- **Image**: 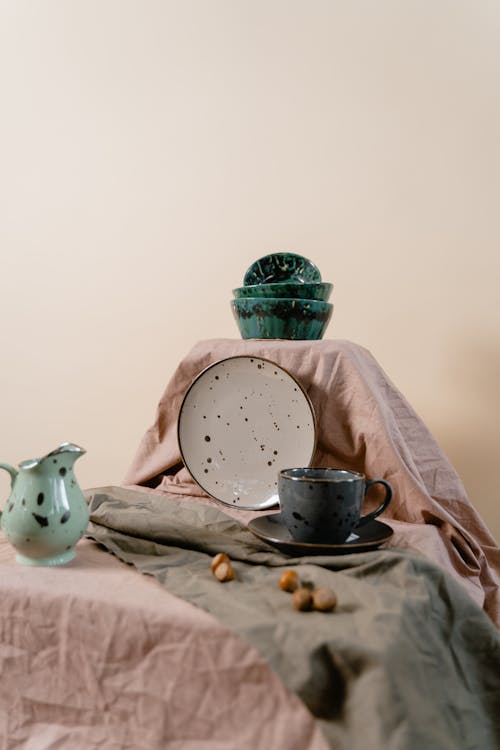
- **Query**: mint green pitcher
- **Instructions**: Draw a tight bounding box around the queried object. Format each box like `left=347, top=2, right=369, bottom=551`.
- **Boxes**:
left=0, top=443, right=89, bottom=566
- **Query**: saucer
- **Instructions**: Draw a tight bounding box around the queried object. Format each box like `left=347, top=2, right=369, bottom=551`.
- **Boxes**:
left=248, top=513, right=393, bottom=555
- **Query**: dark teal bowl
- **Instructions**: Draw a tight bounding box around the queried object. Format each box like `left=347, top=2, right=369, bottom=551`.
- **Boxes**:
left=243, top=252, right=321, bottom=285
left=233, top=281, right=333, bottom=302
left=231, top=297, right=333, bottom=340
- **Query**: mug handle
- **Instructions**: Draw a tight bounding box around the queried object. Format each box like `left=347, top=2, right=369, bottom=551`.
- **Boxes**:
left=357, top=479, right=392, bottom=527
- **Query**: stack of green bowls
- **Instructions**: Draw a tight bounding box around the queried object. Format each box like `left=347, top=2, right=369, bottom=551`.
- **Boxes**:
left=231, top=253, right=333, bottom=340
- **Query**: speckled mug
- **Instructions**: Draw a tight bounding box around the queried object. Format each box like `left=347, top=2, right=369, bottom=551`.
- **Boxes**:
left=278, top=468, right=392, bottom=544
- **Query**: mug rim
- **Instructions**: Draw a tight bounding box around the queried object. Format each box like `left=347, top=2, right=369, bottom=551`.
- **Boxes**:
left=279, top=467, right=365, bottom=483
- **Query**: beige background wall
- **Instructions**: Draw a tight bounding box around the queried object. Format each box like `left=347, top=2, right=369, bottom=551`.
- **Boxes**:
left=1, top=1, right=499, bottom=541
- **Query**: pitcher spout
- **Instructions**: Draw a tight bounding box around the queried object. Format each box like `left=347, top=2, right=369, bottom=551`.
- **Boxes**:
left=48, top=443, right=86, bottom=459
left=47, top=443, right=86, bottom=467
left=20, top=443, right=86, bottom=470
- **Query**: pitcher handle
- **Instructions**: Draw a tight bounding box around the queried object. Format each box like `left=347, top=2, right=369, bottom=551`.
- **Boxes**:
left=357, top=479, right=392, bottom=527
left=0, top=463, right=18, bottom=488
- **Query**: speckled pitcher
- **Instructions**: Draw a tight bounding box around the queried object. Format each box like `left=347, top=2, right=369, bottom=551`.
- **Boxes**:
left=0, top=443, right=89, bottom=566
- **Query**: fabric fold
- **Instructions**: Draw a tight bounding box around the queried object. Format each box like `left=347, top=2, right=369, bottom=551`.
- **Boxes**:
left=122, top=338, right=499, bottom=624
left=85, top=487, right=500, bottom=750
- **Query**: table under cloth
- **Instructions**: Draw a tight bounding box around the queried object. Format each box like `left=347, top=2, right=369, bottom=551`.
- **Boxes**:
left=84, top=486, right=500, bottom=750
left=124, top=338, right=500, bottom=626
left=2, top=337, right=500, bottom=749
left=0, top=532, right=326, bottom=750
left=3, top=489, right=498, bottom=750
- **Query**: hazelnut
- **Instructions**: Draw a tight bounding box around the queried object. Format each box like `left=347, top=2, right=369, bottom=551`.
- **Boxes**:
left=213, top=561, right=234, bottom=582
left=312, top=587, right=337, bottom=612
left=279, top=569, right=300, bottom=593
left=211, top=552, right=230, bottom=573
left=292, top=587, right=313, bottom=611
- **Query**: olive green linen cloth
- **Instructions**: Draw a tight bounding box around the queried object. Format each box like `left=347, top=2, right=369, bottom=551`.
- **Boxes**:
left=86, top=487, right=500, bottom=750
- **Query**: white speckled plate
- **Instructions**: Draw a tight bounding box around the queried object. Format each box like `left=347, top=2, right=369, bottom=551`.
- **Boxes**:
left=177, top=356, right=316, bottom=510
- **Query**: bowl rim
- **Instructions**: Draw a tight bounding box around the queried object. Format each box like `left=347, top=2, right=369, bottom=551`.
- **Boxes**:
left=234, top=280, right=333, bottom=290
left=231, top=297, right=333, bottom=309
left=233, top=280, right=333, bottom=294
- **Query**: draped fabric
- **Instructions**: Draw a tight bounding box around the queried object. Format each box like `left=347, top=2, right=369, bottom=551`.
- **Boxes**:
left=124, top=338, right=500, bottom=625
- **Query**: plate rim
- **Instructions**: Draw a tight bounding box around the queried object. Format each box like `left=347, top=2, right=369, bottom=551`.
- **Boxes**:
left=248, top=512, right=394, bottom=552
left=177, top=355, right=317, bottom=510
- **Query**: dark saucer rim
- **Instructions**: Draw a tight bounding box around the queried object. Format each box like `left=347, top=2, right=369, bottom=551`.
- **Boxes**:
left=248, top=512, right=394, bottom=551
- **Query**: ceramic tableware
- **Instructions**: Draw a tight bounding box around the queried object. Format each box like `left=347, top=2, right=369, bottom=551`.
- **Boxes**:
left=243, top=253, right=322, bottom=286
left=278, top=467, right=392, bottom=544
left=177, top=356, right=316, bottom=510
left=0, top=443, right=89, bottom=566
left=248, top=513, right=394, bottom=555
left=233, top=281, right=333, bottom=302
left=231, top=297, right=333, bottom=340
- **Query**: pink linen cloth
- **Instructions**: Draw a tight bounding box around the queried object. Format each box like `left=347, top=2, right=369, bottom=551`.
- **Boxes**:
left=0, top=535, right=328, bottom=750
left=124, top=338, right=500, bottom=626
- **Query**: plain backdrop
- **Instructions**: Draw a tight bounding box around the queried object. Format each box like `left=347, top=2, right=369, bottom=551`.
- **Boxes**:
left=1, top=1, right=499, bottom=542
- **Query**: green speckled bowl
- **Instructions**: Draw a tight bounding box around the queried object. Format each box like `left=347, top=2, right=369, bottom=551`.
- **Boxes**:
left=231, top=297, right=333, bottom=340
left=233, top=281, right=333, bottom=301
left=243, top=253, right=321, bottom=286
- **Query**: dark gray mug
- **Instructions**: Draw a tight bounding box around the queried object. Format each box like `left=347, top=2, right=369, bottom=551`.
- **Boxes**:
left=278, top=467, right=392, bottom=544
